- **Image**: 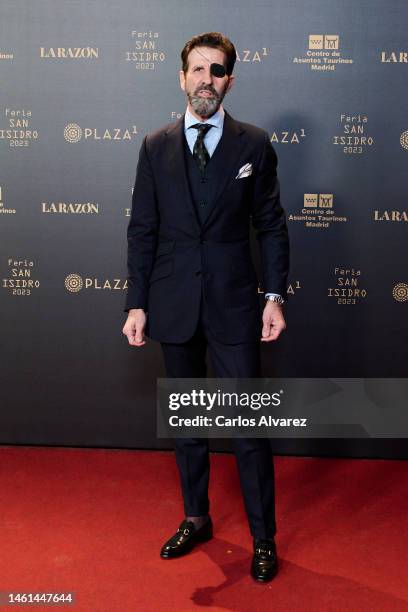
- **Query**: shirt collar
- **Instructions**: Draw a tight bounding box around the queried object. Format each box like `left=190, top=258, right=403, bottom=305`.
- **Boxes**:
left=184, top=104, right=225, bottom=132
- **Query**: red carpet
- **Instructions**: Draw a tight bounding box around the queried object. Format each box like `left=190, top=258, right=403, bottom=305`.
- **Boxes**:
left=0, top=446, right=407, bottom=611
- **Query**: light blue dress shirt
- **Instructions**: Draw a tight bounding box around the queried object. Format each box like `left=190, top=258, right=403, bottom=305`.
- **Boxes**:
left=183, top=105, right=282, bottom=303
left=184, top=104, right=225, bottom=156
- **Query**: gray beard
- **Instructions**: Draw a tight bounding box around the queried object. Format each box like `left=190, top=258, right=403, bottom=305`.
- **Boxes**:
left=188, top=92, right=222, bottom=118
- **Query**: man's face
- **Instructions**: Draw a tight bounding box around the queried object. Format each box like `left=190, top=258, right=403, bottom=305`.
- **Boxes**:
left=179, top=46, right=235, bottom=119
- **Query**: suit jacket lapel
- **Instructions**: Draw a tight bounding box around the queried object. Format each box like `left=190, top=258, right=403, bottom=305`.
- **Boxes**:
left=205, top=110, right=246, bottom=224
left=165, top=115, right=201, bottom=234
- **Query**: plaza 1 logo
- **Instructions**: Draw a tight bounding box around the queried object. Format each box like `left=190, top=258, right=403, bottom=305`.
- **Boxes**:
left=293, top=35, right=353, bottom=71
left=0, top=186, right=16, bottom=215
left=2, top=259, right=40, bottom=296
left=64, top=123, right=138, bottom=143
left=65, top=274, right=128, bottom=292
left=270, top=128, right=307, bottom=145
left=0, top=108, right=39, bottom=148
left=288, top=193, right=347, bottom=228
left=333, top=114, right=374, bottom=155
left=235, top=47, right=269, bottom=64
left=125, top=31, right=166, bottom=70
left=328, top=267, right=367, bottom=305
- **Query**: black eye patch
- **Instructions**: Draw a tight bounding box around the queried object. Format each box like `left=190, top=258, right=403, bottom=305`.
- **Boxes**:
left=210, top=63, right=226, bottom=78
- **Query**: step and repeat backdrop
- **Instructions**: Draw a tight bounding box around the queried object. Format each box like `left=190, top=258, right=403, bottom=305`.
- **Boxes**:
left=1, top=0, right=407, bottom=457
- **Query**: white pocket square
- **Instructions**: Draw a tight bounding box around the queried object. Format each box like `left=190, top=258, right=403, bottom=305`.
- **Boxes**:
left=236, top=162, right=253, bottom=179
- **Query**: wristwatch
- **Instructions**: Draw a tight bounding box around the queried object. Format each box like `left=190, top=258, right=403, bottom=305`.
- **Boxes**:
left=265, top=294, right=284, bottom=305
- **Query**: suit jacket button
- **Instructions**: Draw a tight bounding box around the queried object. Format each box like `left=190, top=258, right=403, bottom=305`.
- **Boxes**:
left=199, top=201, right=206, bottom=207
left=195, top=270, right=202, bottom=277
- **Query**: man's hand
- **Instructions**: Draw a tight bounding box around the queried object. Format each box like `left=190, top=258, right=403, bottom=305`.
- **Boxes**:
left=122, top=309, right=147, bottom=347
left=261, top=301, right=286, bottom=342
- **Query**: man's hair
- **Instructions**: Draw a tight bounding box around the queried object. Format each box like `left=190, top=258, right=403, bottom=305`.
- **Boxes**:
left=181, top=32, right=237, bottom=76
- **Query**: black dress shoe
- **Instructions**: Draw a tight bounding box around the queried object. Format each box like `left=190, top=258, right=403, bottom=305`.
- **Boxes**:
left=250, top=538, right=278, bottom=582
left=160, top=517, right=213, bottom=559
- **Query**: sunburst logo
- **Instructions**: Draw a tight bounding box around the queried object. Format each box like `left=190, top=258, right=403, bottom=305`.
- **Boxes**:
left=65, top=274, right=83, bottom=292
left=392, top=283, right=408, bottom=302
left=64, top=123, right=83, bottom=143
left=400, top=131, right=408, bottom=150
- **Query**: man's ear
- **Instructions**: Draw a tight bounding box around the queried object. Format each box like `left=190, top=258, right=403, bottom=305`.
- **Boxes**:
left=179, top=69, right=186, bottom=92
left=226, top=74, right=235, bottom=93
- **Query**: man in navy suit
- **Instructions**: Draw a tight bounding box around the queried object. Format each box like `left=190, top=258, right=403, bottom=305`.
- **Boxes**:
left=123, top=32, right=289, bottom=582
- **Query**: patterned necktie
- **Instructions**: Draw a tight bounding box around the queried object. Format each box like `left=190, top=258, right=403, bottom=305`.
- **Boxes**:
left=191, top=123, right=213, bottom=172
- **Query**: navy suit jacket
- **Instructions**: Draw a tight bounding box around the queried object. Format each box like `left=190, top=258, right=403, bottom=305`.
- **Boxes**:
left=124, top=110, right=289, bottom=344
